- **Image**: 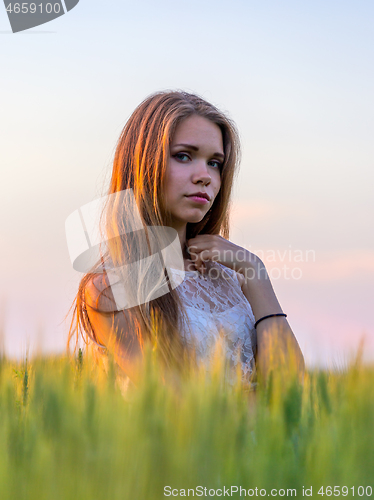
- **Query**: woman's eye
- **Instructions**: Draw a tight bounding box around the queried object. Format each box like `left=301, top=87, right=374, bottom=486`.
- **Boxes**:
left=174, top=153, right=190, bottom=162
left=173, top=153, right=221, bottom=170
left=209, top=160, right=222, bottom=169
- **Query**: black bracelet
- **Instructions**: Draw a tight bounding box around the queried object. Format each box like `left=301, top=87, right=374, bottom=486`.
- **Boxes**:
left=254, top=313, right=287, bottom=329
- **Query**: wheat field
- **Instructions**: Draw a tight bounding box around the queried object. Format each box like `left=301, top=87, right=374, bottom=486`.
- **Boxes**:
left=0, top=340, right=373, bottom=500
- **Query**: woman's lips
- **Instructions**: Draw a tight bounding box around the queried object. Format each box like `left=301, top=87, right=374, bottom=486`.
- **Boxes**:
left=186, top=195, right=210, bottom=205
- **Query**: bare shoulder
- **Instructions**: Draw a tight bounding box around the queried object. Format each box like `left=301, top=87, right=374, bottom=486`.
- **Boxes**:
left=84, top=273, right=142, bottom=359
left=85, top=273, right=118, bottom=313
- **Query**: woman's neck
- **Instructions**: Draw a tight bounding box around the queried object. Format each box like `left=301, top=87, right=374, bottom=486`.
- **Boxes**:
left=169, top=222, right=198, bottom=272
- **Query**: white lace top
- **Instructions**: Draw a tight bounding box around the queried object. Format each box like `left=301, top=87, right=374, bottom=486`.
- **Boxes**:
left=169, top=261, right=257, bottom=384
left=88, top=259, right=257, bottom=388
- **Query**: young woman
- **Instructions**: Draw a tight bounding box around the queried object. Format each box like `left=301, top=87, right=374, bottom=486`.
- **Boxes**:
left=68, top=90, right=304, bottom=387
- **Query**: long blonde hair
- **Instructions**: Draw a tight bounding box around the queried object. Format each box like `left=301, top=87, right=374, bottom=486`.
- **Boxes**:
left=67, top=90, right=241, bottom=370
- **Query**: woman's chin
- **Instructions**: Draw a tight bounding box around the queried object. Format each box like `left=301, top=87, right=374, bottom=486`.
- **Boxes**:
left=186, top=214, right=207, bottom=224
left=171, top=211, right=208, bottom=227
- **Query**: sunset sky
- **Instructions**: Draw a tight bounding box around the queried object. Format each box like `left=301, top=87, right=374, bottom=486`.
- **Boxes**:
left=1, top=0, right=373, bottom=367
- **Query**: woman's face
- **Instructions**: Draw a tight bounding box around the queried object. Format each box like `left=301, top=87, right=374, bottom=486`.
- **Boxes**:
left=164, top=114, right=224, bottom=231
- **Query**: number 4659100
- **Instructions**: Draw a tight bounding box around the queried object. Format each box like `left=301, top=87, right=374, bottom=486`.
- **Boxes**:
left=318, top=486, right=372, bottom=496
left=6, top=3, right=62, bottom=14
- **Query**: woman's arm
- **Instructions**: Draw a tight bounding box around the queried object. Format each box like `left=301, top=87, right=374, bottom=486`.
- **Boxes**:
left=186, top=234, right=305, bottom=383
left=239, top=256, right=305, bottom=383
left=85, top=274, right=144, bottom=385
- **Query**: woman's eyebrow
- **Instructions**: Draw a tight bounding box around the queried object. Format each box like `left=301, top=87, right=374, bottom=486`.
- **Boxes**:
left=172, top=143, right=225, bottom=160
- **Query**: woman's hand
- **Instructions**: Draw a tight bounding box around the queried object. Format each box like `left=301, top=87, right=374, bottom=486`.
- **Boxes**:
left=186, top=234, right=258, bottom=275
left=187, top=234, right=305, bottom=382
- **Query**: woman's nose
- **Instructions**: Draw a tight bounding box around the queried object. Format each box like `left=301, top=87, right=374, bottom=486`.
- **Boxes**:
left=192, top=160, right=211, bottom=184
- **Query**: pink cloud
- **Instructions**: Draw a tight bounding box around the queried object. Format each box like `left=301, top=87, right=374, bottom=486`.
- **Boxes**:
left=273, top=249, right=374, bottom=283
left=231, top=200, right=290, bottom=224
